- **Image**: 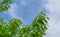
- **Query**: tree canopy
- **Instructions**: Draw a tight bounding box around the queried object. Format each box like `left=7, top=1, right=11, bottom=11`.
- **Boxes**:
left=0, top=12, right=49, bottom=37
left=0, top=0, right=49, bottom=37
left=0, top=0, right=13, bottom=12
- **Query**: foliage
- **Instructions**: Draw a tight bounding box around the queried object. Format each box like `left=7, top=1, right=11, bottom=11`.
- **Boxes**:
left=0, top=12, right=49, bottom=37
left=18, top=12, right=49, bottom=37
left=0, top=0, right=13, bottom=12
left=0, top=0, right=49, bottom=37
left=0, top=18, right=22, bottom=37
left=30, top=12, right=49, bottom=37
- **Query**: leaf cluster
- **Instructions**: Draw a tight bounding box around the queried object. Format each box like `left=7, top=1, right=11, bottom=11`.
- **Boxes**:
left=0, top=0, right=13, bottom=12
left=0, top=12, right=49, bottom=37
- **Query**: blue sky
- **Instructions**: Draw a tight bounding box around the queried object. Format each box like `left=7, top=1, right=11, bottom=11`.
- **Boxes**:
left=0, top=0, right=47, bottom=24
left=0, top=0, right=60, bottom=37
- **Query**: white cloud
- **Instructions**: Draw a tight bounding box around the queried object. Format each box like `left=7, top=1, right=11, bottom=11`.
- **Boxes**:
left=8, top=0, right=29, bottom=18
left=19, top=0, right=29, bottom=6
left=8, top=3, right=19, bottom=18
left=7, top=3, right=24, bottom=23
left=44, top=0, right=60, bottom=37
